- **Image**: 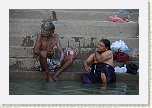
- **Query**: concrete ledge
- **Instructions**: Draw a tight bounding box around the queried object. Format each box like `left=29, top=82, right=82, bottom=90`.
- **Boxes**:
left=9, top=9, right=139, bottom=21
left=9, top=71, right=139, bottom=83
left=9, top=36, right=139, bottom=47
left=9, top=57, right=139, bottom=71
left=9, top=47, right=139, bottom=59
left=9, top=20, right=139, bottom=37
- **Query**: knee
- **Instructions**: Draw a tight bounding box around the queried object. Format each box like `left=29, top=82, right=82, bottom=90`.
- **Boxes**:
left=39, top=55, right=47, bottom=62
left=39, top=55, right=47, bottom=59
left=67, top=55, right=75, bottom=63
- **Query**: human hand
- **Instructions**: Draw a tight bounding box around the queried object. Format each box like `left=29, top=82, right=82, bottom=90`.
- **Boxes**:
left=84, top=66, right=91, bottom=72
left=40, top=51, right=47, bottom=58
left=95, top=48, right=100, bottom=53
left=95, top=48, right=98, bottom=52
left=56, top=61, right=61, bottom=67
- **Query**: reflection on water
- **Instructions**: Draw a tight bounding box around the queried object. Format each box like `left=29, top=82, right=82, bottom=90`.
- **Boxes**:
left=9, top=80, right=139, bottom=95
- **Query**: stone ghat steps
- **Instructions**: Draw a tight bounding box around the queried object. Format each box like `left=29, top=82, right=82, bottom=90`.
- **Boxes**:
left=9, top=57, right=139, bottom=71
left=9, top=20, right=139, bottom=38
left=9, top=35, right=139, bottom=59
left=9, top=36, right=139, bottom=47
left=9, top=9, right=139, bottom=76
left=9, top=71, right=139, bottom=83
left=9, top=46, right=139, bottom=59
left=9, top=9, right=139, bottom=21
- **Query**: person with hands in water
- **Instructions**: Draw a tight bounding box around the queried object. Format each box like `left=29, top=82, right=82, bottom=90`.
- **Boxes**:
left=81, top=39, right=116, bottom=84
left=34, top=22, right=76, bottom=82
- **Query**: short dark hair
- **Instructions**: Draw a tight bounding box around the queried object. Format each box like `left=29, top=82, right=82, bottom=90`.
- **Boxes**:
left=100, top=39, right=111, bottom=50
left=44, top=22, right=55, bottom=30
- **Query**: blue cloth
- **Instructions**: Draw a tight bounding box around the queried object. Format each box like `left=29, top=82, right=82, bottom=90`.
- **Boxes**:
left=118, top=9, right=126, bottom=13
left=81, top=63, right=116, bottom=84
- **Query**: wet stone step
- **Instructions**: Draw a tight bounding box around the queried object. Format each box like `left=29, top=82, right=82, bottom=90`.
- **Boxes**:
left=9, top=71, right=139, bottom=83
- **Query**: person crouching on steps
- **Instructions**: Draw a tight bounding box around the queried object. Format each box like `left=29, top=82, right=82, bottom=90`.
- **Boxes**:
left=34, top=22, right=76, bottom=82
left=81, top=39, right=116, bottom=84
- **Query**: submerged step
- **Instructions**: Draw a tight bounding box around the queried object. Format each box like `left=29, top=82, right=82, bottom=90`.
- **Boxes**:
left=9, top=71, right=139, bottom=83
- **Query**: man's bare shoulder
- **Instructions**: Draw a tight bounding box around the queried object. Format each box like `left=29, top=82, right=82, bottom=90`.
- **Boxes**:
left=37, top=33, right=43, bottom=38
left=91, top=53, right=95, bottom=56
left=108, top=50, right=113, bottom=53
left=101, top=50, right=113, bottom=58
left=35, top=33, right=43, bottom=41
left=89, top=53, right=95, bottom=58
left=53, top=34, right=60, bottom=42
left=104, top=50, right=113, bottom=54
left=86, top=53, right=95, bottom=62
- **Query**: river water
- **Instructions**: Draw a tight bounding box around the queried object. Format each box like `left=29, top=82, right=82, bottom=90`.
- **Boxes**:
left=9, top=80, right=139, bottom=95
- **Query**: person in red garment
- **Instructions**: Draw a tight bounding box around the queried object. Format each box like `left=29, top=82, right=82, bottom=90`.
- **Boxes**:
left=81, top=39, right=116, bottom=84
left=34, top=22, right=75, bottom=82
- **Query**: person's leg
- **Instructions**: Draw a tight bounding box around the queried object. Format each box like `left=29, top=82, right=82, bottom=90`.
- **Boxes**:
left=81, top=73, right=92, bottom=84
left=39, top=56, right=53, bottom=82
left=52, top=55, right=75, bottom=81
left=101, top=72, right=107, bottom=84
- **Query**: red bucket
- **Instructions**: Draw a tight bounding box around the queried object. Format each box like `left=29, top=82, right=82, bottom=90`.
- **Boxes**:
left=67, top=50, right=76, bottom=56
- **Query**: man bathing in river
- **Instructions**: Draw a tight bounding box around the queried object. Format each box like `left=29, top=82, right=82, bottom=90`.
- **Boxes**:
left=34, top=22, right=75, bottom=82
left=81, top=39, right=116, bottom=84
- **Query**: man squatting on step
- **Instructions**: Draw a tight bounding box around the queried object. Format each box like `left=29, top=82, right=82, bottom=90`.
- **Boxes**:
left=34, top=22, right=76, bottom=82
left=81, top=39, right=116, bottom=84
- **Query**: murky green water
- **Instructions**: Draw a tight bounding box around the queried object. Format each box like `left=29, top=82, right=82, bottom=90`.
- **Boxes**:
left=9, top=80, right=139, bottom=95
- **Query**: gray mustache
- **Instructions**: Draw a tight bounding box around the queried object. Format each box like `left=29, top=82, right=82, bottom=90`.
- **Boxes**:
left=42, top=32, right=49, bottom=37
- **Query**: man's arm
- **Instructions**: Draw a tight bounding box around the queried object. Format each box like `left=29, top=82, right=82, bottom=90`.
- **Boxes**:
left=84, top=53, right=94, bottom=72
left=34, top=34, right=47, bottom=58
left=55, top=36, right=64, bottom=62
left=95, top=50, right=112, bottom=63
left=34, top=34, right=41, bottom=56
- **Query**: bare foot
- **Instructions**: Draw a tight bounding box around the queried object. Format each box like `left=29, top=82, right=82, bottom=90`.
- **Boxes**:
left=52, top=76, right=59, bottom=81
left=47, top=77, right=54, bottom=82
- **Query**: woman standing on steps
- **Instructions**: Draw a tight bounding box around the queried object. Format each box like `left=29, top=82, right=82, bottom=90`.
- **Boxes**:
left=81, top=39, right=116, bottom=84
